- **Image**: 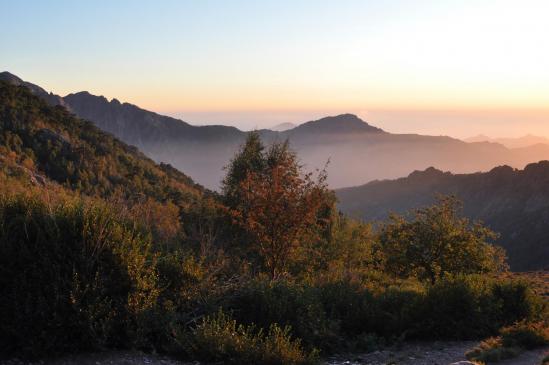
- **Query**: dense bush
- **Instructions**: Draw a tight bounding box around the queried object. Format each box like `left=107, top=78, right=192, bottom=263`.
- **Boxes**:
left=184, top=310, right=318, bottom=365
left=225, top=275, right=546, bottom=353
left=378, top=196, right=507, bottom=284
left=229, top=280, right=338, bottom=350
left=418, top=275, right=546, bottom=339
left=0, top=193, right=163, bottom=357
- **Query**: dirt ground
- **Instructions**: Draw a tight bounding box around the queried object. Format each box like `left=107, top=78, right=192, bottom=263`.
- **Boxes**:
left=325, top=341, right=549, bottom=365
left=0, top=352, right=194, bottom=365
left=2, top=343, right=547, bottom=365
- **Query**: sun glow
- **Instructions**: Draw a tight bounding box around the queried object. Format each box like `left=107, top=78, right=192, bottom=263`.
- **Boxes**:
left=2, top=0, right=548, bottom=134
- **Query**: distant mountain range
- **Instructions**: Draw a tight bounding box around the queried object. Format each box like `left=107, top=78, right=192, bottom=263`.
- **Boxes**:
left=270, top=122, right=297, bottom=131
left=465, top=134, right=549, bottom=149
left=3, top=71, right=549, bottom=190
left=336, top=162, right=549, bottom=270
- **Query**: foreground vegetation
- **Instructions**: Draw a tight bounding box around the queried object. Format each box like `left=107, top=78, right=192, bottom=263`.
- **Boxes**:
left=466, top=320, right=549, bottom=363
left=0, top=81, right=547, bottom=363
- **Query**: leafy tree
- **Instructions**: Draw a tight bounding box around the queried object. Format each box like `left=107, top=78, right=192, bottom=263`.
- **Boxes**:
left=318, top=216, right=380, bottom=281
left=222, top=131, right=265, bottom=208
left=378, top=196, right=507, bottom=284
left=226, top=139, right=334, bottom=279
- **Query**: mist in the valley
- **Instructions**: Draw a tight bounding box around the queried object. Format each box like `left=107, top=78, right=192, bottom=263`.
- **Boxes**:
left=145, top=130, right=549, bottom=191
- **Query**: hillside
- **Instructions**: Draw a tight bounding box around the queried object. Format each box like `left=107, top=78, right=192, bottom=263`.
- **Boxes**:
left=3, top=72, right=549, bottom=190
left=0, top=80, right=203, bottom=207
left=336, top=162, right=549, bottom=270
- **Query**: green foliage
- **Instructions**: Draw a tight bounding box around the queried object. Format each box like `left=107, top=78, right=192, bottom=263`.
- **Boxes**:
left=0, top=193, right=163, bottom=357
left=229, top=280, right=338, bottom=350
left=186, top=310, right=318, bottom=365
left=225, top=275, right=545, bottom=354
left=305, top=216, right=379, bottom=283
left=222, top=131, right=265, bottom=207
left=378, top=196, right=507, bottom=284
left=418, top=275, right=543, bottom=339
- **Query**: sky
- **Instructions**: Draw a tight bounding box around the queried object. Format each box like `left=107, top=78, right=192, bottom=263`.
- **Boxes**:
left=1, top=0, right=549, bottom=137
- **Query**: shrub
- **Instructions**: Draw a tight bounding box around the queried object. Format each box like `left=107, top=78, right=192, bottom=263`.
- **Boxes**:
left=317, top=281, right=374, bottom=338
left=418, top=275, right=544, bottom=339
left=224, top=275, right=546, bottom=355
left=0, top=193, right=162, bottom=357
left=186, top=310, right=318, bottom=365
left=229, top=280, right=338, bottom=350
left=369, top=286, right=423, bottom=338
left=420, top=275, right=494, bottom=339
left=500, top=321, right=549, bottom=350
left=466, top=321, right=549, bottom=363
left=492, top=280, right=547, bottom=324
left=377, top=196, right=506, bottom=284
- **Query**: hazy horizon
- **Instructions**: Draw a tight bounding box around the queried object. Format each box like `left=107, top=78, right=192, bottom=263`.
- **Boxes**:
left=4, top=69, right=549, bottom=139
left=165, top=108, right=549, bottom=139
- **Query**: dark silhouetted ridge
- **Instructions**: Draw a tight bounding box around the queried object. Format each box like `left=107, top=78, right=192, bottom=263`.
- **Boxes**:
left=288, top=113, right=384, bottom=135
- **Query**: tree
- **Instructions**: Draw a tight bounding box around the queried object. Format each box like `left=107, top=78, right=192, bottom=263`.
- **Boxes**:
left=224, top=137, right=334, bottom=279
left=323, top=216, right=380, bottom=281
left=221, top=131, right=265, bottom=208
left=378, top=196, right=507, bottom=284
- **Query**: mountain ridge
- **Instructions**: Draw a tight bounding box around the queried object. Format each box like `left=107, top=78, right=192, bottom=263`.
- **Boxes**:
left=0, top=79, right=203, bottom=206
left=3, top=71, right=549, bottom=190
left=285, top=113, right=384, bottom=135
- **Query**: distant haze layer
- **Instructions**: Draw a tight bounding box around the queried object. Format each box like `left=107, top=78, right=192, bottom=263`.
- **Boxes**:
left=167, top=108, right=549, bottom=139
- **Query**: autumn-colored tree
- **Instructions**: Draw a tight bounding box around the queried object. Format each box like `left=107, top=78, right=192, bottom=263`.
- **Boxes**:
left=226, top=138, right=334, bottom=279
left=378, top=195, right=507, bottom=284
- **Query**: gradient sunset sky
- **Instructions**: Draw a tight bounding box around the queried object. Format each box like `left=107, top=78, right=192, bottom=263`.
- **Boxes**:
left=2, top=0, right=548, bottom=137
